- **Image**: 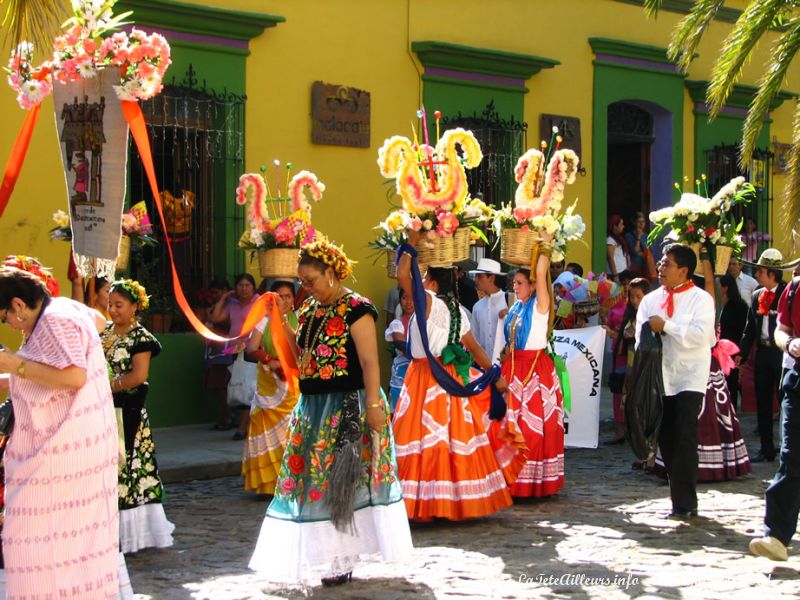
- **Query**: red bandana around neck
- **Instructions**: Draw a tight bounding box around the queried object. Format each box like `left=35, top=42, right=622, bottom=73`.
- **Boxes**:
left=758, top=288, right=776, bottom=316
left=661, top=280, right=695, bottom=318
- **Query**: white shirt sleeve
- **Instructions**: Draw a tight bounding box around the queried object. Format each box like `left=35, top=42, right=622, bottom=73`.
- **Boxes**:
left=255, top=316, right=268, bottom=333
left=492, top=317, right=506, bottom=364
left=662, top=291, right=716, bottom=349
left=384, top=318, right=405, bottom=341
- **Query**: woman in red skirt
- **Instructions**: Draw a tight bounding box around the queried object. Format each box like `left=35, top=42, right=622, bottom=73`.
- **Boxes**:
left=490, top=236, right=565, bottom=497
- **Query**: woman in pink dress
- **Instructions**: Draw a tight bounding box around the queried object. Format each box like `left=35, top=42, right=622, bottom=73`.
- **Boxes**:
left=0, top=262, right=130, bottom=599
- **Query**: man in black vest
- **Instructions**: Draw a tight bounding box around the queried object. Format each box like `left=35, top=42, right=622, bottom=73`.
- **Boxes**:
left=738, top=249, right=787, bottom=462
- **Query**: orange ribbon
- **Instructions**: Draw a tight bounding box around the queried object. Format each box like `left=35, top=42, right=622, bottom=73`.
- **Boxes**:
left=0, top=105, right=41, bottom=218
left=120, top=100, right=298, bottom=388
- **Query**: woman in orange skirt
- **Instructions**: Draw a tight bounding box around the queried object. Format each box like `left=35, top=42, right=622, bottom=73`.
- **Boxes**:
left=490, top=235, right=565, bottom=497
left=392, top=234, right=523, bottom=521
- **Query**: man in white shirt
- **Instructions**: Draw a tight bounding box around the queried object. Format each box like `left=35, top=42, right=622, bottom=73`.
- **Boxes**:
left=728, top=256, right=758, bottom=301
left=469, top=258, right=508, bottom=358
left=636, top=243, right=716, bottom=520
left=738, top=249, right=786, bottom=462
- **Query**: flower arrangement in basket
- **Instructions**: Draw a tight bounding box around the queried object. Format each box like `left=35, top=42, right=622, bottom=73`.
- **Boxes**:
left=648, top=175, right=754, bottom=275
left=374, top=108, right=486, bottom=272
left=6, top=0, right=171, bottom=109
left=236, top=161, right=324, bottom=278
left=494, top=129, right=585, bottom=266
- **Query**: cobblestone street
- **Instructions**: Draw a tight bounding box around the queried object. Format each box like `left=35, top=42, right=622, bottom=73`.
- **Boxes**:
left=127, top=413, right=800, bottom=599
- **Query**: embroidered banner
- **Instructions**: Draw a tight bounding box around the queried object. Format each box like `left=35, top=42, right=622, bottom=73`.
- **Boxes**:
left=552, top=326, right=606, bottom=449
left=54, top=68, right=128, bottom=279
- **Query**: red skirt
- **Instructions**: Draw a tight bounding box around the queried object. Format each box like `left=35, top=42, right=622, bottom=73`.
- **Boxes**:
left=489, top=349, right=565, bottom=497
left=392, top=359, right=520, bottom=521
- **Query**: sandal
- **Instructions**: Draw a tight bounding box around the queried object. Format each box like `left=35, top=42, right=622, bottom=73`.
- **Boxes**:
left=210, top=422, right=233, bottom=431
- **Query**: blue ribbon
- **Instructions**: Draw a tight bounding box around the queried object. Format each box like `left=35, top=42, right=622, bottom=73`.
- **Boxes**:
left=396, top=244, right=505, bottom=418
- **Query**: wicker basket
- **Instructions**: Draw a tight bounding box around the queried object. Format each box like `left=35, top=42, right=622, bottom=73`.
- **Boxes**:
left=258, top=248, right=299, bottom=278
left=500, top=228, right=541, bottom=266
left=688, top=242, right=703, bottom=276
left=115, top=234, right=131, bottom=272
left=714, top=244, right=734, bottom=276
left=414, top=227, right=471, bottom=268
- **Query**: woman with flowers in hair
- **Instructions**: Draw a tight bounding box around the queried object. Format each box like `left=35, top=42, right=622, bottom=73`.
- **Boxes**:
left=249, top=240, right=412, bottom=586
left=0, top=256, right=133, bottom=598
left=490, top=232, right=566, bottom=497
left=102, top=279, right=175, bottom=554
left=392, top=229, right=520, bottom=521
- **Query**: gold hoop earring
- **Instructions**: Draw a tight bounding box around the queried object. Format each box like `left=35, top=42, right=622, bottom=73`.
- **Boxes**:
left=328, top=279, right=334, bottom=288
left=16, top=314, right=24, bottom=323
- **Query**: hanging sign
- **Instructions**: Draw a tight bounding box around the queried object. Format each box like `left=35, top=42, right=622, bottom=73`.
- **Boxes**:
left=311, top=81, right=370, bottom=148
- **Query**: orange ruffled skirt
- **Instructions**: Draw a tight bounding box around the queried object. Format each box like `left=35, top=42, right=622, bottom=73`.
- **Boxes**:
left=392, top=359, right=524, bottom=521
left=489, top=349, right=565, bottom=497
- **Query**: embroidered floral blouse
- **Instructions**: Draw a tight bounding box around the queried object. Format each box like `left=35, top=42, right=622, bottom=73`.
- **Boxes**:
left=101, top=323, right=162, bottom=397
left=296, top=291, right=377, bottom=395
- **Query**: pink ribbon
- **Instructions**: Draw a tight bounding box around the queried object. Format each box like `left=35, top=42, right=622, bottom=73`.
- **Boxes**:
left=713, top=338, right=739, bottom=376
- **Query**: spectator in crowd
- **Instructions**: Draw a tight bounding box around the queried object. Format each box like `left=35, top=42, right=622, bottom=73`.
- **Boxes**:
left=384, top=284, right=401, bottom=328
left=749, top=259, right=800, bottom=561
left=550, top=259, right=565, bottom=282
left=385, top=287, right=414, bottom=411
left=85, top=276, right=111, bottom=320
left=566, top=262, right=584, bottom=277
left=469, top=258, right=508, bottom=359
left=719, top=273, right=749, bottom=410
left=454, top=259, right=479, bottom=312
left=607, top=214, right=631, bottom=281
left=625, top=212, right=649, bottom=275
left=604, top=278, right=651, bottom=445
left=738, top=249, right=786, bottom=462
left=743, top=217, right=772, bottom=265
left=210, top=273, right=260, bottom=440
left=727, top=256, right=758, bottom=302
left=204, top=278, right=235, bottom=430
left=636, top=244, right=715, bottom=519
left=0, top=260, right=131, bottom=597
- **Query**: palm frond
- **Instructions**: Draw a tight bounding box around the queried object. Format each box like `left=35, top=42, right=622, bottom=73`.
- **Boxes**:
left=0, top=0, right=65, bottom=58
left=781, top=100, right=800, bottom=238
left=706, top=0, right=786, bottom=118
left=667, top=0, right=727, bottom=70
left=643, top=0, right=662, bottom=18
left=739, top=18, right=800, bottom=168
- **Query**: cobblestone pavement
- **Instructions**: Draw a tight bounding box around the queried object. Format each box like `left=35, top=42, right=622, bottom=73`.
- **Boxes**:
left=126, top=413, right=800, bottom=599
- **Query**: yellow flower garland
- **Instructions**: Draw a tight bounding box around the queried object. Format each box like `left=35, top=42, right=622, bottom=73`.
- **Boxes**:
left=110, top=279, right=150, bottom=311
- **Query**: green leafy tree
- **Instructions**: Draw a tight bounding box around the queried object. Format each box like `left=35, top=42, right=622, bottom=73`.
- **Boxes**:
left=645, top=0, right=800, bottom=229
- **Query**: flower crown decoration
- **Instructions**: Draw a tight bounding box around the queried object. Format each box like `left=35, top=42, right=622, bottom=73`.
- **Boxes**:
left=647, top=175, right=754, bottom=250
left=110, top=278, right=149, bottom=311
left=371, top=109, right=493, bottom=253
left=493, top=129, right=585, bottom=263
left=300, top=239, right=353, bottom=281
left=236, top=162, right=325, bottom=251
left=6, top=0, right=171, bottom=109
left=2, top=255, right=60, bottom=297
left=377, top=108, right=482, bottom=216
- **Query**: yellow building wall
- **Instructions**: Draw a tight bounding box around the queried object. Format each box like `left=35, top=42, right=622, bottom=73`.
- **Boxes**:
left=1, top=0, right=799, bottom=353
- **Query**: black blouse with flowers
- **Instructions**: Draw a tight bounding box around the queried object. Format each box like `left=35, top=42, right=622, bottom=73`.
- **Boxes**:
left=296, top=291, right=377, bottom=395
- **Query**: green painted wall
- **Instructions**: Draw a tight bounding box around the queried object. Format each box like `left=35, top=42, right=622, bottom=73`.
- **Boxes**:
left=591, top=62, right=685, bottom=271
left=146, top=335, right=218, bottom=426
left=421, top=76, right=524, bottom=123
